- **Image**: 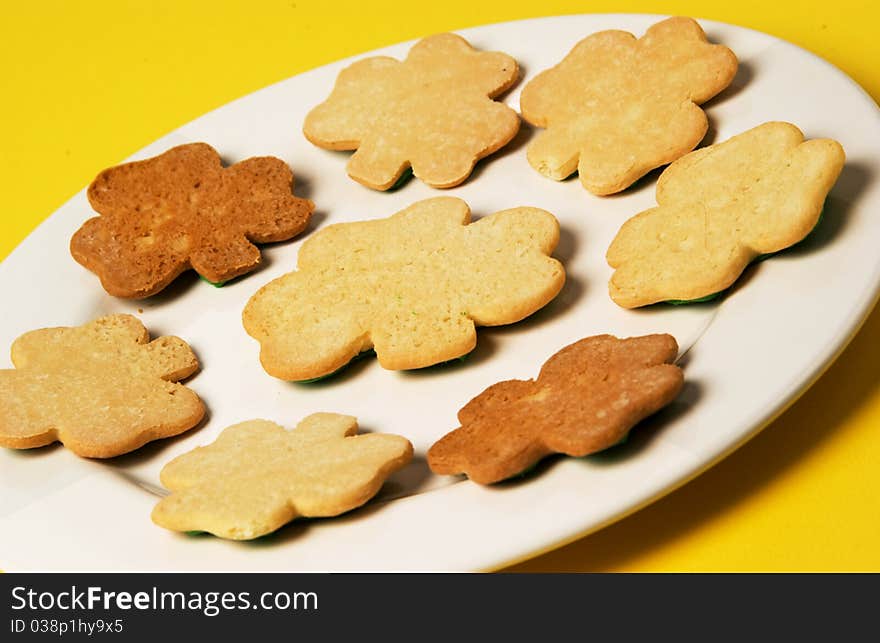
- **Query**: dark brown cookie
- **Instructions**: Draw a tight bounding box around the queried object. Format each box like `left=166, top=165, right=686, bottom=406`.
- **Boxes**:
left=427, top=334, right=684, bottom=484
left=70, top=142, right=314, bottom=298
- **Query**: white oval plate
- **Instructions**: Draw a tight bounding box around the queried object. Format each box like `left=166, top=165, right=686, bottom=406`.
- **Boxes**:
left=1, top=14, right=879, bottom=571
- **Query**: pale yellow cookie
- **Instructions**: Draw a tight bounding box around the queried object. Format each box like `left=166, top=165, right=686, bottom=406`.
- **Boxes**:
left=242, top=196, right=565, bottom=380
left=520, top=16, right=738, bottom=195
left=0, top=314, right=204, bottom=457
left=151, top=413, right=413, bottom=540
left=303, top=33, right=520, bottom=190
left=606, top=122, right=846, bottom=308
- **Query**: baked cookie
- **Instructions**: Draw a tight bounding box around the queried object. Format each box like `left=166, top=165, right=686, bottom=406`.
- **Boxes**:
left=607, top=122, right=845, bottom=308
left=428, top=334, right=683, bottom=484
left=303, top=33, right=520, bottom=190
left=151, top=413, right=413, bottom=540
left=243, top=196, right=565, bottom=380
left=0, top=314, right=204, bottom=458
left=520, top=16, right=738, bottom=195
left=71, top=142, right=314, bottom=298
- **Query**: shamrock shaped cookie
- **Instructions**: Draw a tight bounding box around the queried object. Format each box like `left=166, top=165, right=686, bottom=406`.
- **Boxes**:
left=243, top=197, right=565, bottom=380
left=428, top=334, right=683, bottom=484
left=0, top=314, right=204, bottom=458
left=520, top=16, right=738, bottom=195
left=71, top=142, right=314, bottom=298
left=607, top=122, right=846, bottom=308
left=303, top=33, right=520, bottom=190
left=151, top=413, right=413, bottom=540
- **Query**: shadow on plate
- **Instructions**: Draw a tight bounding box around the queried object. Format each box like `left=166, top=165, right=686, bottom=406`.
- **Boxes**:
left=700, top=57, right=755, bottom=109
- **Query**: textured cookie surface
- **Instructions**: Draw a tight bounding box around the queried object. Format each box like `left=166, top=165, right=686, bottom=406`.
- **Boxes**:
left=428, top=334, right=683, bottom=484
left=243, top=197, right=565, bottom=380
left=520, top=16, right=737, bottom=195
left=151, top=413, right=413, bottom=540
left=0, top=314, right=204, bottom=458
left=607, top=122, right=846, bottom=308
left=71, top=143, right=314, bottom=298
left=303, top=33, right=520, bottom=190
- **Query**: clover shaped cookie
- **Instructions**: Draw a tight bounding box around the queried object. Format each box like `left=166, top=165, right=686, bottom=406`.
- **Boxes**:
left=243, top=197, right=565, bottom=380
left=303, top=33, right=520, bottom=190
left=0, top=315, right=204, bottom=458
left=607, top=122, right=845, bottom=308
left=520, top=16, right=738, bottom=195
left=71, top=142, right=314, bottom=298
left=151, top=413, right=413, bottom=540
left=428, top=334, right=683, bottom=484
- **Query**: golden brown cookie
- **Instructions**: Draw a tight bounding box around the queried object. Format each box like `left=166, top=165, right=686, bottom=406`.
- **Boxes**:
left=520, top=16, right=738, bottom=195
left=151, top=413, right=413, bottom=540
left=71, top=142, right=314, bottom=298
left=303, top=33, right=520, bottom=190
left=0, top=314, right=204, bottom=458
left=242, top=196, right=565, bottom=380
left=607, top=122, right=846, bottom=308
left=427, top=334, right=683, bottom=484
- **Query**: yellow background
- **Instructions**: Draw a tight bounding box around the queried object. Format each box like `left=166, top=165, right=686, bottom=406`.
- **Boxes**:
left=1, top=0, right=878, bottom=571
